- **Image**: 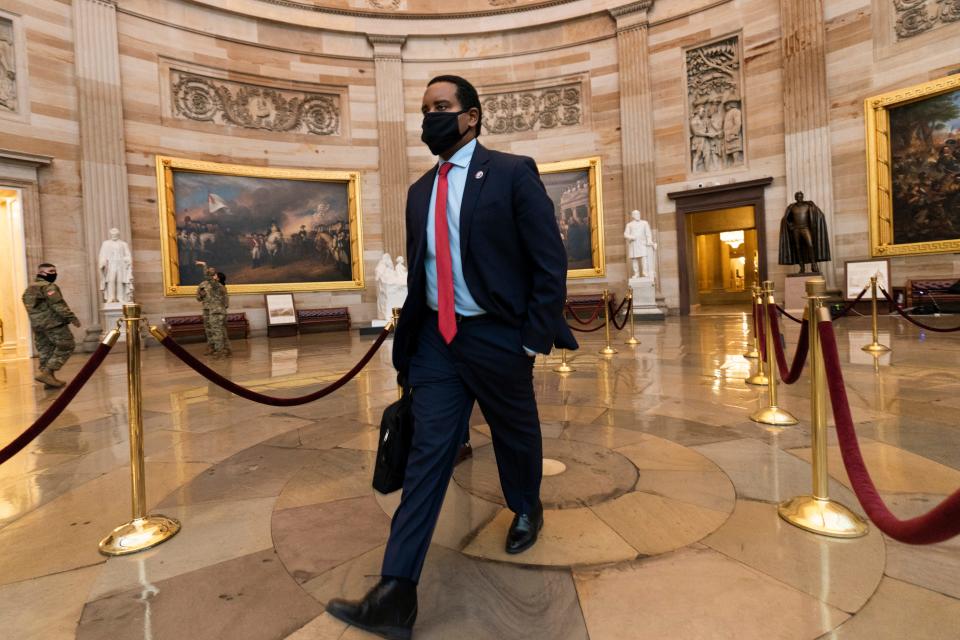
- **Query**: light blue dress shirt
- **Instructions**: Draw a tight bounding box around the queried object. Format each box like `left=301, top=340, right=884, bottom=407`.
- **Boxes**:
left=425, top=138, right=486, bottom=317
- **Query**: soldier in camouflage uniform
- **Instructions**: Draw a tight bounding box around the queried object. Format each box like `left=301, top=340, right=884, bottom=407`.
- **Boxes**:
left=21, top=263, right=81, bottom=388
left=196, top=266, right=231, bottom=358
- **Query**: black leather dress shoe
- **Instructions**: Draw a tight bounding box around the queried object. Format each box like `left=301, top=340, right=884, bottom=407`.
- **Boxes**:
left=326, top=577, right=417, bottom=640
left=505, top=502, right=544, bottom=554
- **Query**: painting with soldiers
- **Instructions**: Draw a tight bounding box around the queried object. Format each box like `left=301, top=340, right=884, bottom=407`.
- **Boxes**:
left=888, top=87, right=960, bottom=246
left=170, top=171, right=355, bottom=287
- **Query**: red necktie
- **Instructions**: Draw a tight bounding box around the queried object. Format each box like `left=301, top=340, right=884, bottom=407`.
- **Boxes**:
left=434, top=162, right=457, bottom=344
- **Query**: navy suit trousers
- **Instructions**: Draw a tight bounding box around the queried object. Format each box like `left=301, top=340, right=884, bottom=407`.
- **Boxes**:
left=380, top=314, right=542, bottom=582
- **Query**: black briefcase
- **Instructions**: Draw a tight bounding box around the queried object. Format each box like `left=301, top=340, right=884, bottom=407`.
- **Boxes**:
left=372, top=387, right=414, bottom=494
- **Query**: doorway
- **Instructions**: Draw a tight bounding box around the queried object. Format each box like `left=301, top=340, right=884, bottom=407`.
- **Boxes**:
left=688, top=206, right=758, bottom=312
left=0, top=187, right=31, bottom=360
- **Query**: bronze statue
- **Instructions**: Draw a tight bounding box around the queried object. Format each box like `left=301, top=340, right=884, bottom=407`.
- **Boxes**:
left=778, top=191, right=831, bottom=274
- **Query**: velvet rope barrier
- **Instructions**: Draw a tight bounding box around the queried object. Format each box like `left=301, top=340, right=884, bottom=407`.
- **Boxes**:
left=0, top=333, right=118, bottom=466
left=818, top=318, right=960, bottom=544
left=150, top=324, right=392, bottom=406
left=608, top=296, right=632, bottom=331
left=565, top=301, right=605, bottom=326
left=879, top=286, right=960, bottom=333
left=831, top=286, right=869, bottom=319
left=568, top=320, right=607, bottom=333
left=765, top=304, right=809, bottom=384
left=774, top=304, right=804, bottom=324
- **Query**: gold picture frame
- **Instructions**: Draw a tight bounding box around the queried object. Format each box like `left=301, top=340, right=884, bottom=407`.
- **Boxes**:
left=538, top=156, right=606, bottom=279
left=156, top=155, right=364, bottom=296
left=865, top=73, right=960, bottom=257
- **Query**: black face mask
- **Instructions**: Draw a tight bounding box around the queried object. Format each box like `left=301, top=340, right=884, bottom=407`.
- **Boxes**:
left=39, top=273, right=57, bottom=283
left=421, top=110, right=468, bottom=156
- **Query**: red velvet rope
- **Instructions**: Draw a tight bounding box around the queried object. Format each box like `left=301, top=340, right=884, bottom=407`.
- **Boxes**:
left=818, top=319, right=960, bottom=544
left=832, top=286, right=869, bottom=319
left=0, top=340, right=116, bottom=466
left=765, top=304, right=808, bottom=384
left=565, top=301, right=605, bottom=325
left=568, top=321, right=607, bottom=333
left=774, top=304, right=804, bottom=324
left=879, top=286, right=960, bottom=333
left=608, top=296, right=633, bottom=331
left=154, top=326, right=392, bottom=406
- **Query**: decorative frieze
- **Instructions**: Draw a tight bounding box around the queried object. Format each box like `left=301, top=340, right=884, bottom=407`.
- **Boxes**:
left=0, top=18, right=17, bottom=113
left=894, top=0, right=960, bottom=40
left=170, top=69, right=341, bottom=136
left=685, top=35, right=745, bottom=175
left=480, top=83, right=582, bottom=135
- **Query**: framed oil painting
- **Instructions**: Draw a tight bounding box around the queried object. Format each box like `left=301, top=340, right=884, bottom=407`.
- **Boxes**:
left=538, top=156, right=606, bottom=279
left=866, top=73, right=960, bottom=257
left=156, top=155, right=364, bottom=296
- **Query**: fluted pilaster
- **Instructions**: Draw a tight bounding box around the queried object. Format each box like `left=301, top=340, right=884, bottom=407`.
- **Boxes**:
left=72, top=0, right=132, bottom=341
left=610, top=1, right=658, bottom=287
left=369, top=35, right=409, bottom=260
left=780, top=0, right=838, bottom=286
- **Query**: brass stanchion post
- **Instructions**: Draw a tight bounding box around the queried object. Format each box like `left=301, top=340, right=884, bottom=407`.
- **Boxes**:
left=744, top=284, right=760, bottom=359
left=745, top=285, right=769, bottom=386
left=99, top=304, right=181, bottom=556
left=778, top=278, right=868, bottom=537
left=554, top=349, right=575, bottom=374
left=749, top=281, right=798, bottom=426
left=391, top=307, right=402, bottom=398
left=599, top=289, right=617, bottom=356
left=862, top=275, right=890, bottom=353
left=625, top=288, right=639, bottom=346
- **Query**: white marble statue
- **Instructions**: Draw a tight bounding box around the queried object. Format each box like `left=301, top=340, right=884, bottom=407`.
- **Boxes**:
left=98, top=227, right=133, bottom=304
left=624, top=210, right=657, bottom=280
left=375, top=253, right=408, bottom=322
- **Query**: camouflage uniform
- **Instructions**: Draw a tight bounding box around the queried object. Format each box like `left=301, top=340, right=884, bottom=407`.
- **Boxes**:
left=196, top=272, right=231, bottom=357
left=22, top=278, right=78, bottom=372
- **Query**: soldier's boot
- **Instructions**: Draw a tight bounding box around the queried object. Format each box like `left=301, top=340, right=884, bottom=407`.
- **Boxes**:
left=35, top=369, right=65, bottom=388
left=223, top=348, right=232, bottom=358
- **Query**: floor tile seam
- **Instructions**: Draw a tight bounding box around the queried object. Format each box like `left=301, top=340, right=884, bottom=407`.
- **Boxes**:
left=880, top=572, right=960, bottom=602
left=0, top=560, right=105, bottom=591
left=286, top=542, right=389, bottom=593
left=780, top=448, right=960, bottom=495
left=582, top=503, right=645, bottom=559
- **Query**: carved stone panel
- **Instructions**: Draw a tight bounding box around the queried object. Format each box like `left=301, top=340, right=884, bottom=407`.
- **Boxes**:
left=684, top=35, right=745, bottom=175
left=170, top=69, right=341, bottom=136
left=480, top=82, right=582, bottom=135
left=0, top=17, right=17, bottom=114
left=894, top=0, right=960, bottom=39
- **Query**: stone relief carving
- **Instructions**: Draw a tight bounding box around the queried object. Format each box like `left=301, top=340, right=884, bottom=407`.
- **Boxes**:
left=685, top=35, right=744, bottom=175
left=170, top=69, right=340, bottom=136
left=366, top=0, right=401, bottom=9
left=480, top=83, right=582, bottom=135
left=0, top=18, right=17, bottom=113
left=488, top=0, right=519, bottom=6
left=894, top=0, right=960, bottom=39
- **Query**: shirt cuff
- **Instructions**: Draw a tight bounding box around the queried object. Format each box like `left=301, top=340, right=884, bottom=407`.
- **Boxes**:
left=523, top=346, right=538, bottom=357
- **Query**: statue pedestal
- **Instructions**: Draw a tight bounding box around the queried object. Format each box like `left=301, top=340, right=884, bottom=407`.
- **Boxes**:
left=784, top=274, right=817, bottom=315
left=101, top=303, right=126, bottom=342
left=629, top=277, right=665, bottom=321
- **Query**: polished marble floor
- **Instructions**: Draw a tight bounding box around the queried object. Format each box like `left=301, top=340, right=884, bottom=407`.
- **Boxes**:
left=1, top=313, right=960, bottom=639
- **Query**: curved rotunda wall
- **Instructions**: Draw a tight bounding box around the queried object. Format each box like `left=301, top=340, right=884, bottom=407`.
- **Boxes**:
left=5, top=0, right=959, bottom=334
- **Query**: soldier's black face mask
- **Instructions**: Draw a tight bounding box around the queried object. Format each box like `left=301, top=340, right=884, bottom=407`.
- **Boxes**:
left=421, top=111, right=468, bottom=156
left=39, top=273, right=57, bottom=283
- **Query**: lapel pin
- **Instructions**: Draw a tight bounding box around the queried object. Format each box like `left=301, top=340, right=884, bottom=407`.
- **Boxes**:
left=475, top=170, right=484, bottom=179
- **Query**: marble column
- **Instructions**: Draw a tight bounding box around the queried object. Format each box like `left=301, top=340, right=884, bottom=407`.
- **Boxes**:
left=72, top=0, right=133, bottom=348
left=780, top=0, right=838, bottom=287
left=609, top=1, right=660, bottom=294
left=369, top=35, right=409, bottom=261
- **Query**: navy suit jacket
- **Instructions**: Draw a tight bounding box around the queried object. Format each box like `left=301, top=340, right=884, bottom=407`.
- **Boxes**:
left=392, top=143, right=578, bottom=376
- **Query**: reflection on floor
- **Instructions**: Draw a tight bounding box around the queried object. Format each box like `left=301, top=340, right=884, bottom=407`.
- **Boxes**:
left=1, top=314, right=959, bottom=639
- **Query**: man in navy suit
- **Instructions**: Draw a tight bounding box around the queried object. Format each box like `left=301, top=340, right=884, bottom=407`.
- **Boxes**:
left=327, top=75, right=576, bottom=640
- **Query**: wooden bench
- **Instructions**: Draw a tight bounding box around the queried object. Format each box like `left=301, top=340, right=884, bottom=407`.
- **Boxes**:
left=163, top=313, right=250, bottom=342
left=566, top=293, right=607, bottom=319
left=295, top=307, right=351, bottom=334
left=905, top=278, right=960, bottom=309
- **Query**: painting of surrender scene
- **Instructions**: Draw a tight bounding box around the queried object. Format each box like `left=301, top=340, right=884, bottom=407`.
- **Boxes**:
left=538, top=157, right=606, bottom=279
left=157, top=156, right=364, bottom=295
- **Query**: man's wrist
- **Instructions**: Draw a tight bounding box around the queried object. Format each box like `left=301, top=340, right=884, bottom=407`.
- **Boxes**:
left=523, top=346, right=537, bottom=357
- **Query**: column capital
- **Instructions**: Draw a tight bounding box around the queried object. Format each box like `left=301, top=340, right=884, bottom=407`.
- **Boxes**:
left=367, top=34, right=407, bottom=60
left=609, top=0, right=653, bottom=30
